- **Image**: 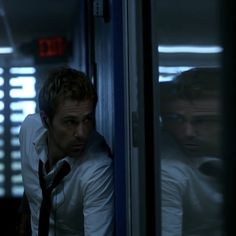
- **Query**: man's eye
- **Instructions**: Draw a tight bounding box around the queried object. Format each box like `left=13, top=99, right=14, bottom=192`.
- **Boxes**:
left=83, top=117, right=92, bottom=123
left=65, top=120, right=76, bottom=126
left=163, top=114, right=185, bottom=124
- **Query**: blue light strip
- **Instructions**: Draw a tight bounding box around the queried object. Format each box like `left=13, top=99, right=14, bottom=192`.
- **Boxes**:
left=0, top=47, right=13, bottom=54
left=158, top=45, right=223, bottom=54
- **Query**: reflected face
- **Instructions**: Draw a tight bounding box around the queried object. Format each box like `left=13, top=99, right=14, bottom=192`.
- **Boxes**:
left=47, top=99, right=95, bottom=160
left=162, top=98, right=221, bottom=157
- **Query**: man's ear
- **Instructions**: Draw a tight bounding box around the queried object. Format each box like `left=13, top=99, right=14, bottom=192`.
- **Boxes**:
left=40, top=111, right=49, bottom=128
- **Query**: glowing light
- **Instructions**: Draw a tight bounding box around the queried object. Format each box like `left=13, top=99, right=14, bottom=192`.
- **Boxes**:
left=0, top=164, right=4, bottom=171
left=9, top=76, right=36, bottom=98
left=159, top=75, right=175, bottom=82
left=11, top=151, right=21, bottom=160
left=159, top=66, right=193, bottom=74
left=0, top=114, right=4, bottom=123
left=0, top=126, right=4, bottom=134
left=10, top=101, right=36, bottom=122
left=10, top=67, right=36, bottom=74
left=0, top=101, right=4, bottom=110
left=0, top=151, right=4, bottom=159
left=0, top=47, right=13, bottom=54
left=11, top=161, right=21, bottom=171
left=0, top=77, right=4, bottom=85
left=158, top=45, right=223, bottom=54
left=158, top=66, right=194, bottom=82
left=11, top=174, right=22, bottom=183
left=11, top=138, right=20, bottom=147
left=10, top=126, right=20, bottom=135
left=0, top=90, right=4, bottom=99
left=0, top=188, right=5, bottom=196
left=0, top=140, right=4, bottom=147
left=0, top=174, right=5, bottom=183
left=12, top=186, right=24, bottom=196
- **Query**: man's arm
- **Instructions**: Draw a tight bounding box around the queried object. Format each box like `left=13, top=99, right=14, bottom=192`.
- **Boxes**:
left=83, top=161, right=114, bottom=236
left=17, top=192, right=31, bottom=236
left=161, top=162, right=185, bottom=236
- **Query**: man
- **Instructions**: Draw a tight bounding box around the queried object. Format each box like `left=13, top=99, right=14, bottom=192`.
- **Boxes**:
left=160, top=67, right=224, bottom=236
left=19, top=67, right=114, bottom=236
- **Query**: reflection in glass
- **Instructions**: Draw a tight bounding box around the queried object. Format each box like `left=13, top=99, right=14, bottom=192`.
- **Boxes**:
left=160, top=68, right=224, bottom=235
left=151, top=0, right=224, bottom=234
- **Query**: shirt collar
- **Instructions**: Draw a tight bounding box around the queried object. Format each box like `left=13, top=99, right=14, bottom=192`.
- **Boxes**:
left=33, top=126, right=48, bottom=155
left=190, top=156, right=221, bottom=169
left=33, top=126, right=78, bottom=169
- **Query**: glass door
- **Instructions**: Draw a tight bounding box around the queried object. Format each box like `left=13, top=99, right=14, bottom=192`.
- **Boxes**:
left=123, top=0, right=227, bottom=235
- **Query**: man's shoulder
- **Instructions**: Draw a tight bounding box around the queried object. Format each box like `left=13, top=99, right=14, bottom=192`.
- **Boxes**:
left=79, top=132, right=113, bottom=172
left=87, top=131, right=112, bottom=158
left=162, top=156, right=189, bottom=170
left=161, top=153, right=194, bottom=183
left=20, top=113, right=44, bottom=138
left=85, top=146, right=113, bottom=167
left=74, top=141, right=113, bottom=183
left=21, top=113, right=42, bottom=127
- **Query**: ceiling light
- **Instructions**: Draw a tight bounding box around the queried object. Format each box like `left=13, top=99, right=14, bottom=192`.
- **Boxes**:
left=158, top=45, right=223, bottom=54
left=0, top=47, right=13, bottom=54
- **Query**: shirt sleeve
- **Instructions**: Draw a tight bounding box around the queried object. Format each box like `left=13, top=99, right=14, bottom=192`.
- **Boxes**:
left=83, top=159, right=114, bottom=236
left=161, top=160, right=187, bottom=236
left=19, top=115, right=31, bottom=177
left=19, top=114, right=38, bottom=178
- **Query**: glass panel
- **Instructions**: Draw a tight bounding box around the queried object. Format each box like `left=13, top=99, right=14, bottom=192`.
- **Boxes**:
left=0, top=68, right=5, bottom=197
left=9, top=69, right=37, bottom=197
left=0, top=67, right=36, bottom=197
left=151, top=0, right=224, bottom=235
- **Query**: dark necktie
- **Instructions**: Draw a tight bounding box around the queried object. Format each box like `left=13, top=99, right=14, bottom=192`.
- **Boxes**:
left=38, top=160, right=70, bottom=236
left=198, top=159, right=223, bottom=180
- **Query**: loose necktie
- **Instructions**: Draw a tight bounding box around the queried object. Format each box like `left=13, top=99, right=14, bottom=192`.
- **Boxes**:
left=38, top=160, right=70, bottom=236
left=198, top=159, right=223, bottom=180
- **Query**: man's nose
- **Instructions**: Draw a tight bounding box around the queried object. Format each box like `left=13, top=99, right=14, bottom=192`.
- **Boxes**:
left=184, top=122, right=196, bottom=137
left=74, top=123, right=85, bottom=138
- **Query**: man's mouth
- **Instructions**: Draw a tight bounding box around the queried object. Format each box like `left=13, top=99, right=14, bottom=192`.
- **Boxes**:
left=182, top=142, right=199, bottom=150
left=72, top=143, right=85, bottom=148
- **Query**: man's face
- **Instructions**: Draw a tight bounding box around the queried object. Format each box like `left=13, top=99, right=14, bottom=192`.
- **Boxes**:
left=161, top=98, right=221, bottom=157
left=47, top=99, right=95, bottom=159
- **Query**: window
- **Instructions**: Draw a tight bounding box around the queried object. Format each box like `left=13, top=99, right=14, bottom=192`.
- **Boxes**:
left=0, top=67, right=36, bottom=197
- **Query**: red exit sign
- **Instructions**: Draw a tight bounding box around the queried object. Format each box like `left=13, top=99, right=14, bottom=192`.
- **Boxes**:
left=37, top=36, right=67, bottom=58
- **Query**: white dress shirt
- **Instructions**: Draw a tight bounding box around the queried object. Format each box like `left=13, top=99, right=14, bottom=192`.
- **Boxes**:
left=161, top=132, right=224, bottom=236
left=20, top=113, right=114, bottom=236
